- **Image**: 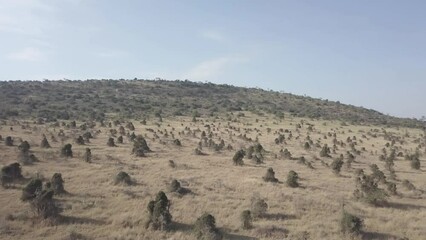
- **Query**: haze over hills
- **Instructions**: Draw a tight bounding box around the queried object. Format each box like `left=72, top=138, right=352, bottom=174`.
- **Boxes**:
left=0, top=79, right=423, bottom=128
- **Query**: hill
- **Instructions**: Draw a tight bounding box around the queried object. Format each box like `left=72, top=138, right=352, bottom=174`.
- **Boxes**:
left=0, top=79, right=423, bottom=128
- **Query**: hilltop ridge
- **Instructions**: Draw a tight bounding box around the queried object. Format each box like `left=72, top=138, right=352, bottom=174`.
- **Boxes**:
left=0, top=79, right=423, bottom=128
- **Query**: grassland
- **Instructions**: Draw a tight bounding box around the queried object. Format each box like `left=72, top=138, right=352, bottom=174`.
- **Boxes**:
left=0, top=111, right=425, bottom=240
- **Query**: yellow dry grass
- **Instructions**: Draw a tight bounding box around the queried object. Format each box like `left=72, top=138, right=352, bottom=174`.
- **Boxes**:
left=0, top=113, right=425, bottom=240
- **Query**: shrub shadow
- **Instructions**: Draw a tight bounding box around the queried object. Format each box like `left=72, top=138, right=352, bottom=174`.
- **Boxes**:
left=60, top=215, right=106, bottom=226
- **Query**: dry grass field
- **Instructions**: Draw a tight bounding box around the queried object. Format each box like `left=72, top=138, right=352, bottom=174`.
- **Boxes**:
left=0, top=112, right=425, bottom=240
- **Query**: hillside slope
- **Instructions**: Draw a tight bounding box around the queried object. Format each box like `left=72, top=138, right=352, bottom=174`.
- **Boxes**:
left=0, top=79, right=422, bottom=128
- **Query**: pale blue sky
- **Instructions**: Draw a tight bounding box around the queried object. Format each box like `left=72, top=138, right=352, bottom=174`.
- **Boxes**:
left=0, top=0, right=425, bottom=118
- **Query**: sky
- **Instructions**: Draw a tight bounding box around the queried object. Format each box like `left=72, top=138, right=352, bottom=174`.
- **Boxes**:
left=0, top=0, right=425, bottom=119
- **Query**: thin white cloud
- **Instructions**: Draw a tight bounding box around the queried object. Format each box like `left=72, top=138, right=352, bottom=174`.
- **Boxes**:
left=97, top=50, right=128, bottom=58
left=183, top=56, right=248, bottom=81
left=201, top=30, right=227, bottom=42
left=8, top=47, right=45, bottom=62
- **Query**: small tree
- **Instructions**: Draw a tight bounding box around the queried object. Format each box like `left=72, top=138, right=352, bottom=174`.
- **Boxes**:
left=304, top=142, right=310, bottom=150
left=75, top=136, right=85, bottom=145
left=1, top=162, right=23, bottom=187
left=193, top=213, right=222, bottom=240
left=263, top=167, right=278, bottom=182
left=233, top=149, right=245, bottom=166
left=251, top=198, right=268, bottom=219
left=21, top=178, right=43, bottom=201
left=168, top=179, right=182, bottom=193
left=331, top=159, right=344, bottom=175
left=410, top=157, right=421, bottom=170
left=61, top=144, right=73, bottom=158
left=146, top=191, right=172, bottom=231
left=5, top=136, right=13, bottom=146
left=117, top=135, right=123, bottom=144
left=353, top=172, right=388, bottom=206
left=84, top=148, right=92, bottom=163
left=40, top=136, right=51, bottom=148
left=107, top=137, right=116, bottom=147
left=340, top=210, right=363, bottom=236
left=173, top=139, right=182, bottom=146
left=286, top=170, right=299, bottom=188
left=240, top=210, right=253, bottom=229
left=370, top=164, right=386, bottom=183
left=30, top=189, right=59, bottom=219
left=50, top=173, right=65, bottom=195
left=132, top=135, right=151, bottom=157
left=115, top=171, right=132, bottom=185
left=320, top=144, right=331, bottom=157
left=18, top=141, right=31, bottom=152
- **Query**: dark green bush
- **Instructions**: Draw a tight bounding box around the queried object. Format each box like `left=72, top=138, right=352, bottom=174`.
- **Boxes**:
left=1, top=162, right=23, bottom=187
left=331, top=159, right=344, bottom=174
left=115, top=171, right=132, bottom=185
left=40, top=136, right=51, bottom=148
left=286, top=170, right=299, bottom=188
left=61, top=144, right=73, bottom=158
left=84, top=148, right=92, bottom=163
left=193, top=213, right=222, bottom=240
left=21, top=178, right=43, bottom=201
left=233, top=149, right=245, bottom=166
left=340, top=211, right=363, bottom=235
left=50, top=173, right=65, bottom=195
left=240, top=210, right=253, bottom=229
left=5, top=136, right=13, bottom=146
left=146, top=191, right=172, bottom=231
left=263, top=168, right=278, bottom=182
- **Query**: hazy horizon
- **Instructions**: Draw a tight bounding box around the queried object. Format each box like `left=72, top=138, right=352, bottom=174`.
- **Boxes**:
left=1, top=0, right=425, bottom=119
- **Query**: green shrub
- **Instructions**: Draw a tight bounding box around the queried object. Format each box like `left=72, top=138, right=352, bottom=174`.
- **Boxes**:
left=353, top=172, right=388, bottom=206
left=320, top=144, right=331, bottom=157
left=21, top=178, right=43, bottom=201
left=168, top=179, right=181, bottom=193
left=263, top=168, right=278, bottom=182
left=251, top=198, right=268, bottom=219
left=286, top=170, right=299, bottom=188
left=107, top=137, right=116, bottom=147
left=386, top=182, right=397, bottom=195
left=49, top=173, right=65, bottom=195
left=233, top=149, right=245, bottom=166
left=370, top=164, right=386, bottom=183
left=240, top=210, right=252, bottom=230
left=193, top=213, right=222, bottom=240
left=132, top=135, right=151, bottom=156
left=173, top=139, right=182, bottom=146
left=40, top=136, right=51, bottom=148
left=61, top=144, right=73, bottom=158
left=146, top=191, right=172, bottom=231
left=75, top=136, right=85, bottom=145
left=1, top=162, right=23, bottom=187
left=84, top=148, right=92, bottom=163
left=18, top=141, right=31, bottom=152
left=410, top=157, right=421, bottom=170
left=340, top=211, right=363, bottom=235
left=5, top=136, right=13, bottom=146
left=30, top=189, right=59, bottom=219
left=331, top=159, right=344, bottom=174
left=115, top=171, right=132, bottom=185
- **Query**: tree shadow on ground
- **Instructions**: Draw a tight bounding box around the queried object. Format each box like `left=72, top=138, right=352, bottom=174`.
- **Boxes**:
left=362, top=231, right=404, bottom=240
left=169, top=221, right=192, bottom=233
left=60, top=215, right=106, bottom=226
left=381, top=201, right=426, bottom=210
left=262, top=213, right=298, bottom=221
